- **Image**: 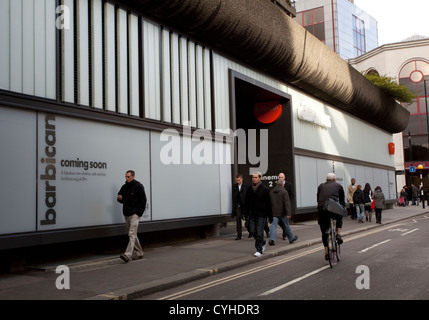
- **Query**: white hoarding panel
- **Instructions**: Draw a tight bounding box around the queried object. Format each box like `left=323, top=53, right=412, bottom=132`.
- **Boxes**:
left=151, top=130, right=221, bottom=220
left=295, top=154, right=395, bottom=210
left=0, top=107, right=37, bottom=234
left=37, top=113, right=151, bottom=230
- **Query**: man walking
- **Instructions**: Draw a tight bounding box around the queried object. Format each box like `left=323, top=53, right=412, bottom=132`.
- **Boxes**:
left=278, top=172, right=295, bottom=239
left=244, top=172, right=272, bottom=257
left=231, top=173, right=249, bottom=240
left=117, top=170, right=147, bottom=263
left=347, top=178, right=357, bottom=220
left=269, top=179, right=297, bottom=246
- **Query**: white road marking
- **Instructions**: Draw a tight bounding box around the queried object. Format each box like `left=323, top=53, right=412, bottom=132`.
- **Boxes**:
left=389, top=228, right=408, bottom=232
left=401, top=228, right=419, bottom=236
left=259, top=265, right=330, bottom=296
left=358, top=239, right=392, bottom=253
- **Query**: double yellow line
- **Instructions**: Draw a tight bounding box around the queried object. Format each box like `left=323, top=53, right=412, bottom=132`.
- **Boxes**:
left=159, top=246, right=322, bottom=300
left=160, top=223, right=403, bottom=300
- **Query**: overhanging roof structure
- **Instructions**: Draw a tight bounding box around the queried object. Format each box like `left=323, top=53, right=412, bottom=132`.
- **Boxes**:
left=121, top=0, right=409, bottom=133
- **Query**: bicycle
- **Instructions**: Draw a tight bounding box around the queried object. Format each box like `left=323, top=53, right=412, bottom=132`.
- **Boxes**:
left=326, top=217, right=341, bottom=268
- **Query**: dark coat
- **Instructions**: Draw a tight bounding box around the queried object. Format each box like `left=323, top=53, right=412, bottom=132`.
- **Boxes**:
left=373, top=189, right=385, bottom=209
left=117, top=179, right=147, bottom=216
left=283, top=180, right=294, bottom=201
left=270, top=184, right=291, bottom=218
left=317, top=180, right=345, bottom=208
left=244, top=183, right=272, bottom=219
left=232, top=182, right=249, bottom=218
left=353, top=189, right=365, bottom=205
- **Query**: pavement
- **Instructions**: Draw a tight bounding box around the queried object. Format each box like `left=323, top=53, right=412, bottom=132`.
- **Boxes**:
left=0, top=205, right=428, bottom=300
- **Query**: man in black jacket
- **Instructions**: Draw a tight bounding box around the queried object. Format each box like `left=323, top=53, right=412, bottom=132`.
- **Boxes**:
left=117, top=170, right=147, bottom=263
left=317, top=173, right=345, bottom=260
left=231, top=173, right=249, bottom=240
left=244, top=172, right=272, bottom=257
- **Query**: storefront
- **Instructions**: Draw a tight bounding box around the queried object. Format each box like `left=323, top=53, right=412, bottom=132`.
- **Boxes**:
left=0, top=0, right=408, bottom=250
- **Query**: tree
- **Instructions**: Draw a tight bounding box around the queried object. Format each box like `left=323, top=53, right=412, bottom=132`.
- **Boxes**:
left=364, top=73, right=416, bottom=104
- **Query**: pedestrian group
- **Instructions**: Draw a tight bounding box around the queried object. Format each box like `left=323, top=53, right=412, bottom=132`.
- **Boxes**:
left=116, top=170, right=391, bottom=263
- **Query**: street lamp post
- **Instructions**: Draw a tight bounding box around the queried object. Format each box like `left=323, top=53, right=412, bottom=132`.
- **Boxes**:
left=425, top=80, right=429, bottom=145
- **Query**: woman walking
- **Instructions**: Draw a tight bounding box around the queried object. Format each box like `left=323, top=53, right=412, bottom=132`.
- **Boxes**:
left=363, top=183, right=373, bottom=222
left=373, top=186, right=385, bottom=224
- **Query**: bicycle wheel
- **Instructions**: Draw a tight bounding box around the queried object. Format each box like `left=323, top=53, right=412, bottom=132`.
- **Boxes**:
left=330, top=228, right=337, bottom=266
left=327, top=227, right=334, bottom=268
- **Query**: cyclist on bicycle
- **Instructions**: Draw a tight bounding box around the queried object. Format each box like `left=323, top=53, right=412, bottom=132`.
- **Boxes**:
left=317, top=173, right=345, bottom=260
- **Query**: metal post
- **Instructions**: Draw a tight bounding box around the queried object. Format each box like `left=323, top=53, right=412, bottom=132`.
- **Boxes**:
left=425, top=80, right=429, bottom=145
left=409, top=132, right=413, bottom=185
left=424, top=80, right=428, bottom=207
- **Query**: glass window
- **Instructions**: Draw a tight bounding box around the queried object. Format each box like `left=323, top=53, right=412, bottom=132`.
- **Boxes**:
left=313, top=23, right=325, bottom=41
left=303, top=10, right=313, bottom=25
left=296, top=7, right=325, bottom=42
left=406, top=115, right=421, bottom=134
left=399, top=60, right=429, bottom=136
left=353, top=15, right=366, bottom=56
left=399, top=61, right=416, bottom=78
left=304, top=25, right=313, bottom=33
left=313, top=7, right=324, bottom=23
left=293, top=13, right=302, bottom=26
left=420, top=114, right=428, bottom=134
left=417, top=61, right=429, bottom=75
left=405, top=100, right=418, bottom=114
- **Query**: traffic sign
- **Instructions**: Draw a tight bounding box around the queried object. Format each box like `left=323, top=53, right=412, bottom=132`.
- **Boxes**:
left=409, top=166, right=416, bottom=173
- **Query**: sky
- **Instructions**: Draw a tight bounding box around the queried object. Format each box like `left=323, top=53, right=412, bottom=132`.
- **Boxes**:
left=354, top=0, right=429, bottom=45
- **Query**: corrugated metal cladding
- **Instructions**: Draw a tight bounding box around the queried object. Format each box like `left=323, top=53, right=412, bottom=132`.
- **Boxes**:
left=0, top=0, right=56, bottom=99
left=0, top=0, right=212, bottom=130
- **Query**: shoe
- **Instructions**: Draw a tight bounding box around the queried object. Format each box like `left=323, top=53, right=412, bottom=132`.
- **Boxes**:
left=120, top=254, right=130, bottom=263
left=235, top=236, right=241, bottom=240
left=336, top=234, right=343, bottom=245
left=289, top=235, right=298, bottom=244
left=325, top=254, right=329, bottom=261
left=133, top=255, right=144, bottom=260
left=248, top=233, right=253, bottom=238
left=262, top=243, right=267, bottom=253
left=269, top=240, right=275, bottom=246
left=254, top=251, right=262, bottom=257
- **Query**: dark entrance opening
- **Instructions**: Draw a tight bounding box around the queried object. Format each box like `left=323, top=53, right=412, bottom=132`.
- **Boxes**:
left=229, top=70, right=294, bottom=194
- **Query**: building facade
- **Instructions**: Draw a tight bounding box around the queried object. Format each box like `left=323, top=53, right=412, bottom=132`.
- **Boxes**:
left=294, top=0, right=378, bottom=59
left=349, top=37, right=429, bottom=194
left=0, top=0, right=408, bottom=250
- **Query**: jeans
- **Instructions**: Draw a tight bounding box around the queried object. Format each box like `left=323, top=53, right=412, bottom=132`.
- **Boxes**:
left=269, top=216, right=294, bottom=242
left=355, top=204, right=365, bottom=221
left=249, top=216, right=267, bottom=253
